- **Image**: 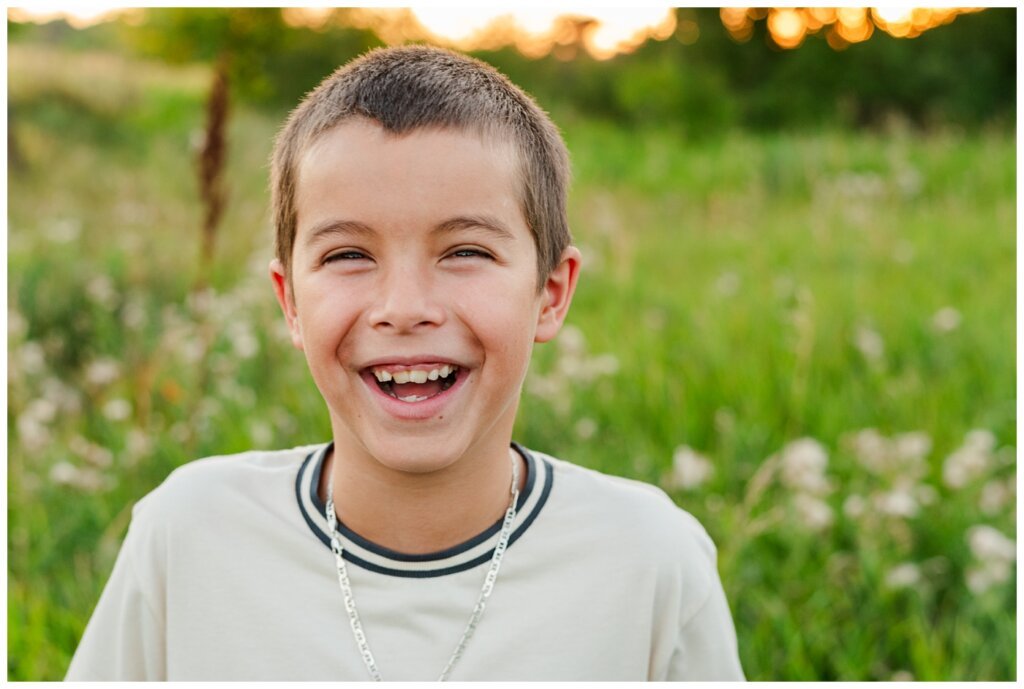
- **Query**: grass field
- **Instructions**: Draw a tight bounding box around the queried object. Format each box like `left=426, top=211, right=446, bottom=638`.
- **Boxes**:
left=7, top=43, right=1016, bottom=680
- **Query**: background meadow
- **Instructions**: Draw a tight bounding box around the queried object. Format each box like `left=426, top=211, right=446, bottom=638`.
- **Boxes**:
left=7, top=8, right=1016, bottom=681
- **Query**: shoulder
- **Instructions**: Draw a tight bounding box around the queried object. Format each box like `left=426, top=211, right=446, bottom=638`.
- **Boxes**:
left=534, top=449, right=717, bottom=564
left=130, top=443, right=324, bottom=526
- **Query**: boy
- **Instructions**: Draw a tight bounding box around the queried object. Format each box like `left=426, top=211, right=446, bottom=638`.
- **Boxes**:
left=66, top=45, right=744, bottom=681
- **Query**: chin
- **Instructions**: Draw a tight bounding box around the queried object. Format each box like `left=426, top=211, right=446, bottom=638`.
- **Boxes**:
left=362, top=435, right=466, bottom=476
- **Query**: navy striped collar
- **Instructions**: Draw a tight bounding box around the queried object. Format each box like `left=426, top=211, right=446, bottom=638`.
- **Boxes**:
left=295, top=442, right=553, bottom=578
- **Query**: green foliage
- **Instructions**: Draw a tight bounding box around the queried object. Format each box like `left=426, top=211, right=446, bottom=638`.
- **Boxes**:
left=7, top=43, right=1015, bottom=682
left=120, top=8, right=382, bottom=108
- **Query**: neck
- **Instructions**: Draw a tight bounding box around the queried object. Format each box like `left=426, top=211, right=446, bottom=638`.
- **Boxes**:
left=319, top=441, right=526, bottom=555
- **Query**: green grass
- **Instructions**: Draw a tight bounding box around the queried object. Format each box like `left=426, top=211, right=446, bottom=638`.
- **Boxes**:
left=7, top=43, right=1016, bottom=681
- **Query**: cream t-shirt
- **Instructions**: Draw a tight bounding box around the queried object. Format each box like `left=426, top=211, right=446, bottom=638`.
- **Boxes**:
left=65, top=443, right=744, bottom=681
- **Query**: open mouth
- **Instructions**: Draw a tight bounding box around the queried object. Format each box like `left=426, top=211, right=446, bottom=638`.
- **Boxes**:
left=368, top=364, right=460, bottom=403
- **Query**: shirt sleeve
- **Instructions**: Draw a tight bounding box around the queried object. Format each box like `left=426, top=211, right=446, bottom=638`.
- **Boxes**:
left=64, top=517, right=166, bottom=681
left=665, top=570, right=745, bottom=681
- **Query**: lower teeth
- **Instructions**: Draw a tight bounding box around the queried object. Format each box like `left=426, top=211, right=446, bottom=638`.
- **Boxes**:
left=398, top=394, right=428, bottom=403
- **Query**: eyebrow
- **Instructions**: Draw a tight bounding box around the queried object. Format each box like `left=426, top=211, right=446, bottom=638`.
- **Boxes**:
left=305, top=219, right=376, bottom=246
left=432, top=215, right=515, bottom=242
left=304, top=215, right=515, bottom=245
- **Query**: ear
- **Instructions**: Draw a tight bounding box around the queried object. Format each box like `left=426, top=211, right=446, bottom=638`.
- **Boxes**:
left=269, top=259, right=305, bottom=351
left=535, top=246, right=582, bottom=343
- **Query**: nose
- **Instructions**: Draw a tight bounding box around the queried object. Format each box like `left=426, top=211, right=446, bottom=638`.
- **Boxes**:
left=367, top=263, right=446, bottom=332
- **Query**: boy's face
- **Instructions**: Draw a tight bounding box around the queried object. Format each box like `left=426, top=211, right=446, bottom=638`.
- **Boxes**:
left=271, top=119, right=579, bottom=475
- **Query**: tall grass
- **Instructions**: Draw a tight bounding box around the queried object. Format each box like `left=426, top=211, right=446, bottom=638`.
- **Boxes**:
left=7, top=44, right=1015, bottom=680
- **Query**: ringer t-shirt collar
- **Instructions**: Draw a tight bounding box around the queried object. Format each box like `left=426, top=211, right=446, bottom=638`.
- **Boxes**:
left=295, top=442, right=553, bottom=578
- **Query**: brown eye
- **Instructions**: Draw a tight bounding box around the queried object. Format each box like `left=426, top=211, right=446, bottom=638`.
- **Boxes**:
left=325, top=250, right=369, bottom=263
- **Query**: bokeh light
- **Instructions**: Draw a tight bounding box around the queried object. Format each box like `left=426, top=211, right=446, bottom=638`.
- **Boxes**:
left=720, top=7, right=984, bottom=50
left=8, top=6, right=988, bottom=56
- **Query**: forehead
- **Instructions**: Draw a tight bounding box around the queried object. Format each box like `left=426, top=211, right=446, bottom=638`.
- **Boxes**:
left=294, top=120, right=525, bottom=237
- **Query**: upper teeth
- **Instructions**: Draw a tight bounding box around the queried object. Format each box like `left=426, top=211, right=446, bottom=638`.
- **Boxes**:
left=373, top=365, right=457, bottom=383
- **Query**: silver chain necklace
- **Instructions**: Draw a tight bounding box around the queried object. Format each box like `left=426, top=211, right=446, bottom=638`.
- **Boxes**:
left=325, top=451, right=520, bottom=681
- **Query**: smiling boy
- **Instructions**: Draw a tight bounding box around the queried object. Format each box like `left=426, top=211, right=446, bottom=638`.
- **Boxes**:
left=66, top=46, right=744, bottom=681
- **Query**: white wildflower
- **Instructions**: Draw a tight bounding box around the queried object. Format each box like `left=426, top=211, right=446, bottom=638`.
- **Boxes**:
left=50, top=461, right=80, bottom=485
left=779, top=438, right=830, bottom=495
left=968, top=525, right=1016, bottom=562
left=894, top=431, right=932, bottom=464
left=41, top=377, right=82, bottom=414
left=23, top=398, right=58, bottom=424
left=895, top=165, right=922, bottom=198
left=84, top=357, right=122, bottom=386
left=86, top=275, right=118, bottom=309
left=892, top=240, right=915, bottom=265
left=714, top=408, right=736, bottom=435
left=49, top=461, right=109, bottom=493
left=121, top=296, right=147, bottom=331
left=874, top=487, right=919, bottom=519
left=884, top=563, right=922, bottom=590
left=965, top=525, right=1015, bottom=593
left=943, top=430, right=995, bottom=488
left=8, top=308, right=27, bottom=340
left=125, top=429, right=152, bottom=464
left=557, top=324, right=586, bottom=358
left=16, top=415, right=50, bottom=452
left=843, top=494, right=866, bottom=519
left=18, top=341, right=47, bottom=375
left=792, top=493, right=834, bottom=531
left=249, top=421, right=273, bottom=447
left=102, top=397, right=132, bottom=422
left=669, top=446, right=714, bottom=491
left=978, top=474, right=1015, bottom=516
left=714, top=271, right=740, bottom=297
left=845, top=428, right=889, bottom=473
left=46, top=217, right=81, bottom=243
left=890, top=670, right=915, bottom=682
left=854, top=325, right=884, bottom=361
left=574, top=417, right=597, bottom=440
left=69, top=435, right=113, bottom=468
left=965, top=429, right=996, bottom=453
left=228, top=321, right=260, bottom=359
left=931, top=306, right=961, bottom=333
left=180, top=336, right=206, bottom=364
left=587, top=353, right=619, bottom=377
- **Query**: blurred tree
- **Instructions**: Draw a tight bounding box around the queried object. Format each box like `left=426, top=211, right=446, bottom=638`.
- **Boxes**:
left=122, top=8, right=380, bottom=108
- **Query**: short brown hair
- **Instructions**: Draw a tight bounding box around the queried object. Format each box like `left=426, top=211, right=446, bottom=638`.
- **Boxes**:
left=270, top=45, right=572, bottom=286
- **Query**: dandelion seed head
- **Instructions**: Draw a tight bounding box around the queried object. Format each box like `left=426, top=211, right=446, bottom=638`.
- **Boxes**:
left=931, top=306, right=961, bottom=333
left=102, top=397, right=132, bottom=422
left=18, top=341, right=47, bottom=375
left=249, top=421, right=273, bottom=447
left=854, top=325, right=884, bottom=361
left=874, top=487, right=919, bottom=519
left=122, top=296, right=147, bottom=331
left=668, top=446, right=713, bottom=490
left=574, top=417, right=597, bottom=440
left=714, top=271, right=740, bottom=297
left=779, top=438, right=831, bottom=495
left=792, top=493, right=834, bottom=531
left=8, top=308, right=27, bottom=340
left=843, top=494, right=866, bottom=519
left=943, top=430, right=995, bottom=488
left=86, top=275, right=118, bottom=309
left=967, top=525, right=1016, bottom=563
left=46, top=217, right=81, bottom=244
left=557, top=324, right=586, bottom=357
left=84, top=357, right=122, bottom=387
left=884, top=562, right=922, bottom=590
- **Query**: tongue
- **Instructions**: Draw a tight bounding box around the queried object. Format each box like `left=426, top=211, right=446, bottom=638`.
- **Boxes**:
left=393, top=380, right=444, bottom=398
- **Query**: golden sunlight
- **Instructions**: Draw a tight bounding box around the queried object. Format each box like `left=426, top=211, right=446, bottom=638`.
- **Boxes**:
left=721, top=7, right=984, bottom=50
left=9, top=6, right=987, bottom=57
